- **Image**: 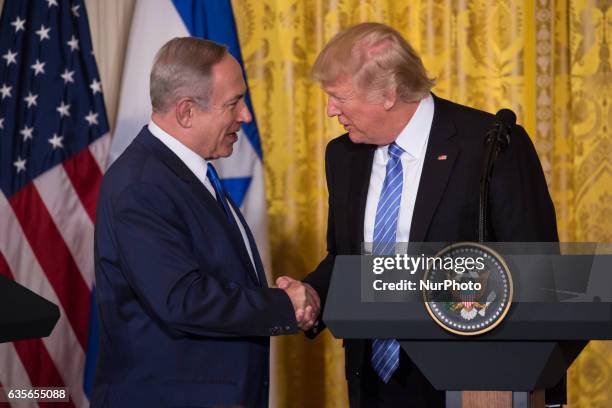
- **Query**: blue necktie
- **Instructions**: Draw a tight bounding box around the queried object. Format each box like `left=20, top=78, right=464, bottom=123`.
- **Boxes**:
left=206, top=163, right=233, bottom=220
left=371, top=142, right=404, bottom=383
left=207, top=162, right=261, bottom=285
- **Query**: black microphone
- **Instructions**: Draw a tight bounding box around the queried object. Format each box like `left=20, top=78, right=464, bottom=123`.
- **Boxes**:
left=486, top=109, right=516, bottom=151
left=496, top=108, right=516, bottom=126
left=479, top=109, right=516, bottom=242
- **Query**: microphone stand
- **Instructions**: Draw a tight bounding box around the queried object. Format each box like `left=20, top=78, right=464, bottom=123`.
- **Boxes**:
left=478, top=115, right=512, bottom=242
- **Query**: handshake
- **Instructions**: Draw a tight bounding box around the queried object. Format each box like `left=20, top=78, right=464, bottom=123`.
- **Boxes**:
left=276, top=276, right=320, bottom=331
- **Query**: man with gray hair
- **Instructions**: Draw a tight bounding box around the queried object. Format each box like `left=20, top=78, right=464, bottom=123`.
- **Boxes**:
left=93, top=37, right=319, bottom=407
left=281, top=22, right=559, bottom=407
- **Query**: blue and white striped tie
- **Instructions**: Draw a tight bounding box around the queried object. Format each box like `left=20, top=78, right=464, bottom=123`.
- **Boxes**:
left=371, top=142, right=404, bottom=383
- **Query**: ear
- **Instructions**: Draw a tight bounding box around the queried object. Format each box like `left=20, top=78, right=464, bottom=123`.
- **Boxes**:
left=382, top=88, right=397, bottom=111
left=175, top=97, right=195, bottom=128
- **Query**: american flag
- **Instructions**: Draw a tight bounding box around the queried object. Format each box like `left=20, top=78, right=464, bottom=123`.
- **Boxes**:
left=0, top=0, right=108, bottom=406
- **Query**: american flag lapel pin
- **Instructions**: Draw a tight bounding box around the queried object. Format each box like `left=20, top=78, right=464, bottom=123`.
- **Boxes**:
left=437, top=154, right=447, bottom=161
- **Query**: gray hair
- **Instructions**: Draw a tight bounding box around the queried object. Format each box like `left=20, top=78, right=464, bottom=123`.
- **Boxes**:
left=150, top=37, right=227, bottom=112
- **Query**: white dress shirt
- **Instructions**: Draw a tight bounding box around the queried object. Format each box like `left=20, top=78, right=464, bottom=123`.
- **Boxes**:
left=148, top=121, right=258, bottom=279
left=363, top=94, right=435, bottom=248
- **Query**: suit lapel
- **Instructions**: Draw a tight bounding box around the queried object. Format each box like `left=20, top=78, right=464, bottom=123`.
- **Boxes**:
left=136, top=128, right=259, bottom=284
left=228, top=196, right=267, bottom=287
left=188, top=180, right=261, bottom=286
left=348, top=143, right=375, bottom=253
left=410, top=95, right=459, bottom=242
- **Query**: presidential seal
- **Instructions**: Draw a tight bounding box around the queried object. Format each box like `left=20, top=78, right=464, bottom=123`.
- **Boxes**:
left=422, top=242, right=513, bottom=336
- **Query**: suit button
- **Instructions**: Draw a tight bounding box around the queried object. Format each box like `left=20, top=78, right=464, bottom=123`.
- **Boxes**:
left=355, top=370, right=360, bottom=377
left=264, top=380, right=269, bottom=387
left=284, top=325, right=291, bottom=331
left=270, top=326, right=280, bottom=335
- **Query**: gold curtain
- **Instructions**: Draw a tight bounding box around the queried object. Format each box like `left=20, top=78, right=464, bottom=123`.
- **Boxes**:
left=233, top=0, right=611, bottom=406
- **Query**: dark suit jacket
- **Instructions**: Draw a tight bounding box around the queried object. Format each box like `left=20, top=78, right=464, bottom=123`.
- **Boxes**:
left=93, top=127, right=297, bottom=408
left=304, top=95, right=559, bottom=403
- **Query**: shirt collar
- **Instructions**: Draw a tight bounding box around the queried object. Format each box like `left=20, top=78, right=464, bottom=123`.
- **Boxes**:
left=148, top=120, right=209, bottom=185
left=392, top=93, right=434, bottom=159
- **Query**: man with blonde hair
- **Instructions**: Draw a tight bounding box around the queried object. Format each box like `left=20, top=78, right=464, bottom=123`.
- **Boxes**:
left=93, top=37, right=319, bottom=407
left=279, top=22, right=558, bottom=407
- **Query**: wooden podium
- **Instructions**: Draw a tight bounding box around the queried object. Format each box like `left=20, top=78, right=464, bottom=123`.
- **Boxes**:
left=458, top=391, right=543, bottom=408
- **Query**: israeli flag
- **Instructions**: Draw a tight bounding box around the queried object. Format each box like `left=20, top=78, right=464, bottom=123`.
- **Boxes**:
left=109, top=0, right=270, bottom=271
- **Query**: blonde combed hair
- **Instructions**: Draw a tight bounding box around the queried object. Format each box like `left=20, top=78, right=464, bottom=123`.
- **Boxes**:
left=311, top=22, right=435, bottom=102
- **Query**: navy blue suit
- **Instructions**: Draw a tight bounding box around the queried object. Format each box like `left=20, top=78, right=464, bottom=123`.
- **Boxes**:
left=93, top=127, right=297, bottom=407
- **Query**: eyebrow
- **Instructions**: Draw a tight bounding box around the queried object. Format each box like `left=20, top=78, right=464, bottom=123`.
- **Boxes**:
left=328, top=91, right=349, bottom=100
left=225, top=93, right=245, bottom=105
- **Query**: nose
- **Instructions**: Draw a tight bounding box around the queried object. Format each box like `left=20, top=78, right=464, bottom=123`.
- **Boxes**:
left=238, top=100, right=252, bottom=124
left=327, top=96, right=340, bottom=117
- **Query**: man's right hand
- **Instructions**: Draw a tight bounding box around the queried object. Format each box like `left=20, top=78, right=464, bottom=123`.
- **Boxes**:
left=276, top=276, right=320, bottom=331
